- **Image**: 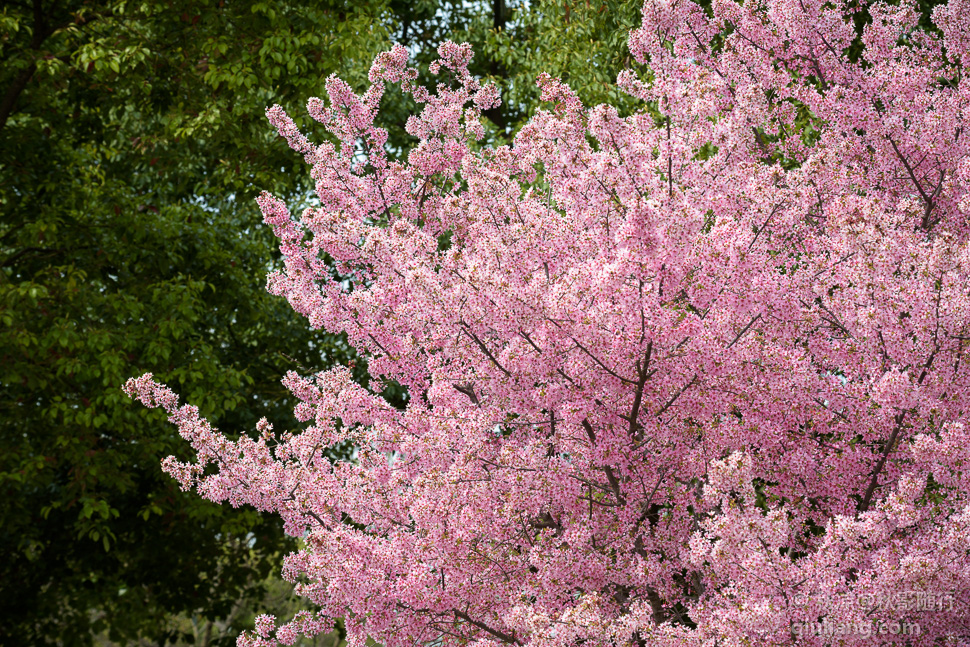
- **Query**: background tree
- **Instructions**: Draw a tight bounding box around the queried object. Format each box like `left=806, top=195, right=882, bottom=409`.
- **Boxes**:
left=469, top=0, right=647, bottom=133
left=0, top=1, right=405, bottom=644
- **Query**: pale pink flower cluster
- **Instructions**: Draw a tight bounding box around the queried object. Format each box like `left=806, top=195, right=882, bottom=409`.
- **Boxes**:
left=126, top=1, right=970, bottom=645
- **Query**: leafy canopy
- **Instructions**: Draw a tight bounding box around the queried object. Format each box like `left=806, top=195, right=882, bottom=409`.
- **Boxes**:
left=1, top=0, right=404, bottom=643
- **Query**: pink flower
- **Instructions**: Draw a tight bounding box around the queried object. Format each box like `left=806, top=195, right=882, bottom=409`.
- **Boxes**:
left=125, top=6, right=970, bottom=645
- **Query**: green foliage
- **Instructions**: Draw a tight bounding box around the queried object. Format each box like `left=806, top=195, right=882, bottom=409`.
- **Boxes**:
left=463, top=0, right=648, bottom=137
left=0, top=0, right=396, bottom=644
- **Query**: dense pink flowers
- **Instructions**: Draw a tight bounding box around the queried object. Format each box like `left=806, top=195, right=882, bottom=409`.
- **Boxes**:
left=126, top=1, right=970, bottom=645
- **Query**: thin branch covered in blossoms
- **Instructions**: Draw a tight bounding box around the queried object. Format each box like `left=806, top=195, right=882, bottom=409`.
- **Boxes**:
left=126, top=2, right=970, bottom=645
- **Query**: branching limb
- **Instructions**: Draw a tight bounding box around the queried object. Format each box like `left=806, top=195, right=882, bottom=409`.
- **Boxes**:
left=462, top=323, right=513, bottom=377
left=453, top=382, right=480, bottom=405
left=453, top=610, right=521, bottom=645
left=582, top=419, right=625, bottom=504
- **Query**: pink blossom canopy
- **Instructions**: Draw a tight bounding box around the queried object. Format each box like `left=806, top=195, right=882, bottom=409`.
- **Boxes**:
left=126, top=1, right=970, bottom=645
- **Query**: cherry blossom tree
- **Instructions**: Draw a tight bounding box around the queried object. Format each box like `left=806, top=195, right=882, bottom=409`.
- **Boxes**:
left=125, top=0, right=970, bottom=644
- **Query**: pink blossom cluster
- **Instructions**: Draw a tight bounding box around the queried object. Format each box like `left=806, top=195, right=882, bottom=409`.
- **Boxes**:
left=126, top=1, right=970, bottom=645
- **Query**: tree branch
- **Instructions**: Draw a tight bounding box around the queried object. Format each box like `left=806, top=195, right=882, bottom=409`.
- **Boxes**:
left=462, top=323, right=512, bottom=377
left=856, top=411, right=907, bottom=515
left=453, top=382, right=480, bottom=405
left=885, top=135, right=937, bottom=228
left=627, top=342, right=653, bottom=439
left=0, top=62, right=36, bottom=131
left=582, top=419, right=625, bottom=504
left=572, top=337, right=638, bottom=385
left=453, top=610, right=520, bottom=645
left=857, top=350, right=938, bottom=514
